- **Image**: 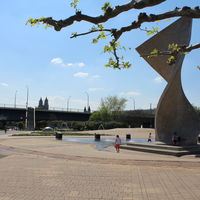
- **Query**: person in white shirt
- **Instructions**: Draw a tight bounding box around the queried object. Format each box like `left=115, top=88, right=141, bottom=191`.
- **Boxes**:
left=115, top=135, right=121, bottom=153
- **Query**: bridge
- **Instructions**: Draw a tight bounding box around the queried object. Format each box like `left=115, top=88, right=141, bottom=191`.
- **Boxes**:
left=0, top=105, right=155, bottom=130
left=0, top=106, right=91, bottom=129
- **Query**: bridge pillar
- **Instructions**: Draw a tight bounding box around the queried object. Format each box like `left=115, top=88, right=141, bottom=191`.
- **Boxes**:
left=27, top=107, right=34, bottom=130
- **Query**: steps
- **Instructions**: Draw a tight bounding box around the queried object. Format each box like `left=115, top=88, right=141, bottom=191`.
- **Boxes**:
left=120, top=142, right=200, bottom=157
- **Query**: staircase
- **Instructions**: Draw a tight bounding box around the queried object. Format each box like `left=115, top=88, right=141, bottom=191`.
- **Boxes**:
left=120, top=142, right=200, bottom=157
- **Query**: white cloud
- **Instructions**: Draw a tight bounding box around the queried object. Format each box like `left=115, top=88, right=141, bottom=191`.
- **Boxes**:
left=88, top=88, right=104, bottom=92
left=127, top=91, right=141, bottom=96
left=73, top=72, right=89, bottom=78
left=120, top=91, right=141, bottom=96
left=51, top=57, right=85, bottom=68
left=51, top=58, right=63, bottom=65
left=72, top=72, right=100, bottom=79
left=154, top=76, right=163, bottom=83
left=76, top=62, right=85, bottom=67
left=0, top=82, right=8, bottom=87
left=91, top=75, right=101, bottom=79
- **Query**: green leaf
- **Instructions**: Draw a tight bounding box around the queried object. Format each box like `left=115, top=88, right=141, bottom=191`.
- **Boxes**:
left=70, top=0, right=79, bottom=8
left=97, top=24, right=104, bottom=30
left=97, top=31, right=106, bottom=40
left=101, top=31, right=106, bottom=39
left=167, top=56, right=175, bottom=65
left=114, top=42, right=120, bottom=48
left=104, top=45, right=110, bottom=52
left=123, top=62, right=131, bottom=68
left=147, top=30, right=155, bottom=36
left=92, top=39, right=98, bottom=44
left=148, top=49, right=158, bottom=58
left=147, top=27, right=159, bottom=36
left=154, top=27, right=159, bottom=32
left=101, top=2, right=111, bottom=13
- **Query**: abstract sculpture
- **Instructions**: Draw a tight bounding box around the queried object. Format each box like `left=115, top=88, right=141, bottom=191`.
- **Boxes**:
left=136, top=18, right=200, bottom=145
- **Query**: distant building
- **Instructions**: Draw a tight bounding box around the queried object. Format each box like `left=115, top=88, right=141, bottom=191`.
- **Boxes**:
left=84, top=106, right=91, bottom=113
left=37, top=97, right=49, bottom=110
left=44, top=97, right=49, bottom=110
left=38, top=98, right=43, bottom=108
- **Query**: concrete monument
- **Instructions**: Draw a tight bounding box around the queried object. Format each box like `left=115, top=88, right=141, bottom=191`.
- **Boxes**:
left=136, top=17, right=200, bottom=145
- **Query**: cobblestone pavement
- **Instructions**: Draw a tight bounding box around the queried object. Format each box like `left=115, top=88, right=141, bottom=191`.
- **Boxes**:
left=0, top=152, right=200, bottom=200
left=0, top=134, right=200, bottom=200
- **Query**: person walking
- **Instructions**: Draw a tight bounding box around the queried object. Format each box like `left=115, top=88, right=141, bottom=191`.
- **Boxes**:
left=148, top=132, right=152, bottom=142
left=115, top=135, right=121, bottom=153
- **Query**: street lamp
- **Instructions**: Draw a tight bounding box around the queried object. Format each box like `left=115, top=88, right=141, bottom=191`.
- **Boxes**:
left=67, top=96, right=71, bottom=111
left=85, top=91, right=89, bottom=110
left=150, top=103, right=152, bottom=111
left=130, top=97, right=135, bottom=110
left=25, top=86, right=29, bottom=129
left=14, top=90, right=17, bottom=108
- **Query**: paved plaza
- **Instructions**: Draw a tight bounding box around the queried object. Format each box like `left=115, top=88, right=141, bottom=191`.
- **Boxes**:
left=0, top=129, right=200, bottom=200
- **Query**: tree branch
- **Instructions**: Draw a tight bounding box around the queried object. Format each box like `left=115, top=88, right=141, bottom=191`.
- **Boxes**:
left=140, top=42, right=200, bottom=65
left=32, top=0, right=167, bottom=31
left=27, top=2, right=200, bottom=69
left=70, top=28, right=113, bottom=38
left=184, top=43, right=200, bottom=52
left=114, top=7, right=200, bottom=40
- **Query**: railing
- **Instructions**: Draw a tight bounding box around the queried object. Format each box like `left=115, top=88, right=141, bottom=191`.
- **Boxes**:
left=0, top=103, right=26, bottom=109
left=48, top=107, right=88, bottom=113
left=0, top=103, right=92, bottom=113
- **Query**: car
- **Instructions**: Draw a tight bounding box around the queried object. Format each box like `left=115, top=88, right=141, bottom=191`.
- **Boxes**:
left=42, top=127, right=53, bottom=131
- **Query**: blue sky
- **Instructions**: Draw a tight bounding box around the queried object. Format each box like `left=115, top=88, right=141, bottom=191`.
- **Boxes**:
left=0, top=0, right=199, bottom=111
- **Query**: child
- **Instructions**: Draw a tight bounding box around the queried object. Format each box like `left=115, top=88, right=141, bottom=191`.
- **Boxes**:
left=148, top=133, right=152, bottom=142
left=115, top=135, right=121, bottom=153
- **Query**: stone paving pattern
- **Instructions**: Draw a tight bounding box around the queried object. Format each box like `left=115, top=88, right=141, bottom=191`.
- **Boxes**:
left=0, top=129, right=200, bottom=200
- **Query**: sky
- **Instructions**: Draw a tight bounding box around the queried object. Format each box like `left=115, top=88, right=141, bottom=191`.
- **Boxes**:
left=0, top=0, right=199, bottom=111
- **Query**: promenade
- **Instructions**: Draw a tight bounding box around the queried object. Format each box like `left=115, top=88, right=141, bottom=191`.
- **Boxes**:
left=0, top=129, right=200, bottom=200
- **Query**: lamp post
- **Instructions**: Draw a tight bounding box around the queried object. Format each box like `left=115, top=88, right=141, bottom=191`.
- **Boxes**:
left=33, top=107, right=35, bottom=130
left=150, top=103, right=152, bottom=111
left=85, top=91, right=89, bottom=110
left=25, top=86, right=29, bottom=129
left=67, top=96, right=71, bottom=111
left=14, top=90, right=17, bottom=108
left=130, top=97, right=135, bottom=110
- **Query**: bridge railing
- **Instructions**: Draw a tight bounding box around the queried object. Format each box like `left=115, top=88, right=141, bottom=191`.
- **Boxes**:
left=0, top=103, right=92, bottom=113
left=0, top=103, right=26, bottom=109
left=48, top=107, right=87, bottom=113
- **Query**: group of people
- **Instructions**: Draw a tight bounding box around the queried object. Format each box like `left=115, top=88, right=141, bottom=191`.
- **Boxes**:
left=114, top=131, right=180, bottom=153
left=114, top=133, right=152, bottom=153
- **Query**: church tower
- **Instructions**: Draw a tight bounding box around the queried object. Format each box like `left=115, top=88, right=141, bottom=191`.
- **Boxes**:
left=38, top=98, right=43, bottom=108
left=44, top=97, right=49, bottom=110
